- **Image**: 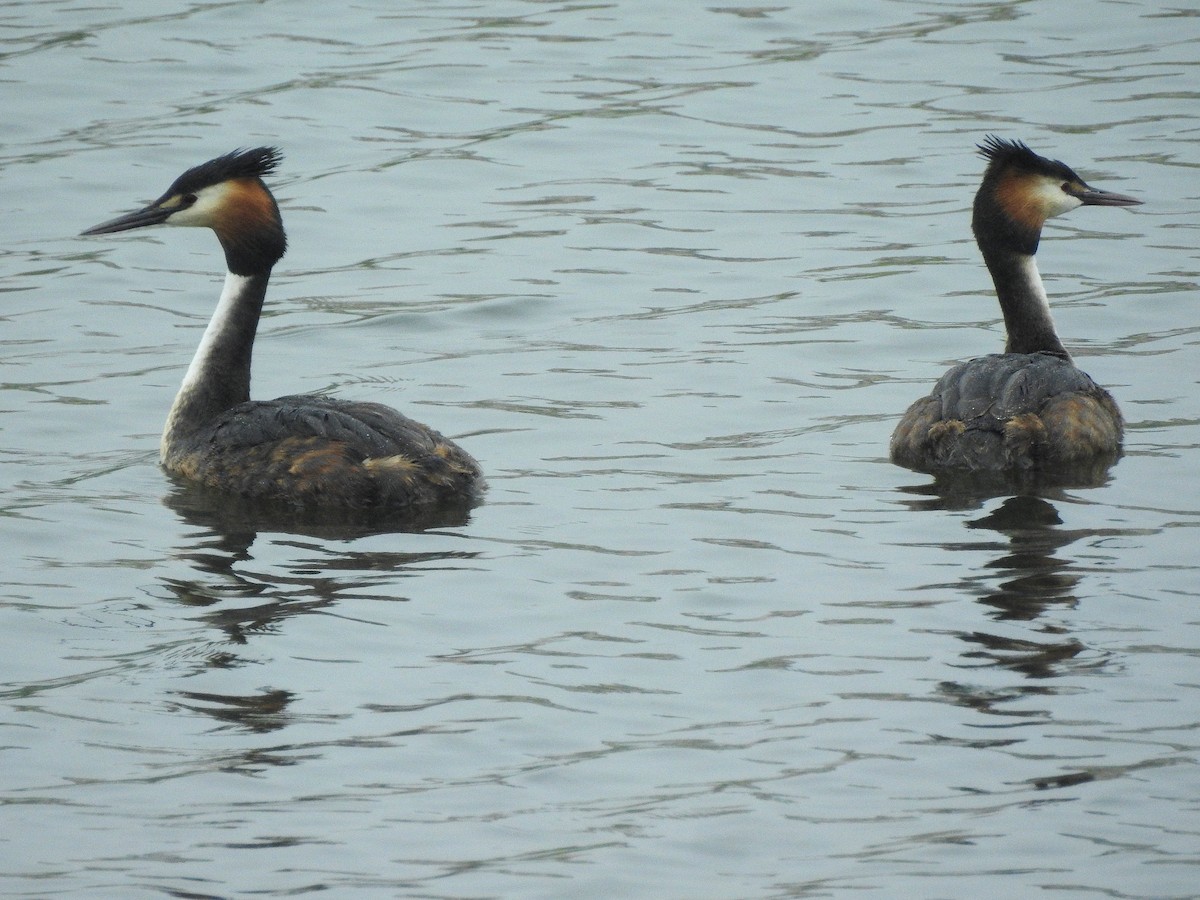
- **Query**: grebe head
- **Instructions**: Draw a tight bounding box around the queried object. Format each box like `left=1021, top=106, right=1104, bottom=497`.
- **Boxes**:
left=82, top=147, right=287, bottom=276
left=972, top=136, right=1140, bottom=255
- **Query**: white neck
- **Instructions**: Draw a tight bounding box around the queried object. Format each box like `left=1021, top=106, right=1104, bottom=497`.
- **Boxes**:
left=161, top=270, right=266, bottom=461
left=179, top=272, right=254, bottom=393
left=1015, top=254, right=1056, bottom=331
left=980, top=241, right=1069, bottom=358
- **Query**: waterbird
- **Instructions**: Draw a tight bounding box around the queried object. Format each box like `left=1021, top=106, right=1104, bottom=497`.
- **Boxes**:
left=82, top=148, right=484, bottom=514
left=890, top=136, right=1141, bottom=479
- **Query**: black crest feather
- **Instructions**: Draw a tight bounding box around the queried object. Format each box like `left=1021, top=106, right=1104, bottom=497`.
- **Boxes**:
left=976, top=135, right=1078, bottom=182
left=164, top=147, right=283, bottom=198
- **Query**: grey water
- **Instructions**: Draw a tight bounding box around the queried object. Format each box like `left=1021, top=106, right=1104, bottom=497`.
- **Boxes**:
left=2, top=1, right=1198, bottom=897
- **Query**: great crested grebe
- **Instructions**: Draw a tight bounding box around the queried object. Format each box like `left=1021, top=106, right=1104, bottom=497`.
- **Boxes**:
left=890, top=136, right=1141, bottom=477
left=82, top=148, right=484, bottom=513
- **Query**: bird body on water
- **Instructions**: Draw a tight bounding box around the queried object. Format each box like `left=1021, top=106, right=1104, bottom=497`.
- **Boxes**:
left=890, top=137, right=1141, bottom=479
left=83, top=148, right=483, bottom=514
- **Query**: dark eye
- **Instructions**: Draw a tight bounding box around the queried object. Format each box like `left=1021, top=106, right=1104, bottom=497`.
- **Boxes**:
left=180, top=193, right=198, bottom=208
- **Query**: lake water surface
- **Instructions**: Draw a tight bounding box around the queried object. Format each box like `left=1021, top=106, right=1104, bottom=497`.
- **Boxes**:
left=2, top=2, right=1199, bottom=897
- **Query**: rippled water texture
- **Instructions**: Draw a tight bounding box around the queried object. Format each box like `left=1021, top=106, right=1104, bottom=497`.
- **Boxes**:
left=2, top=2, right=1198, bottom=897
